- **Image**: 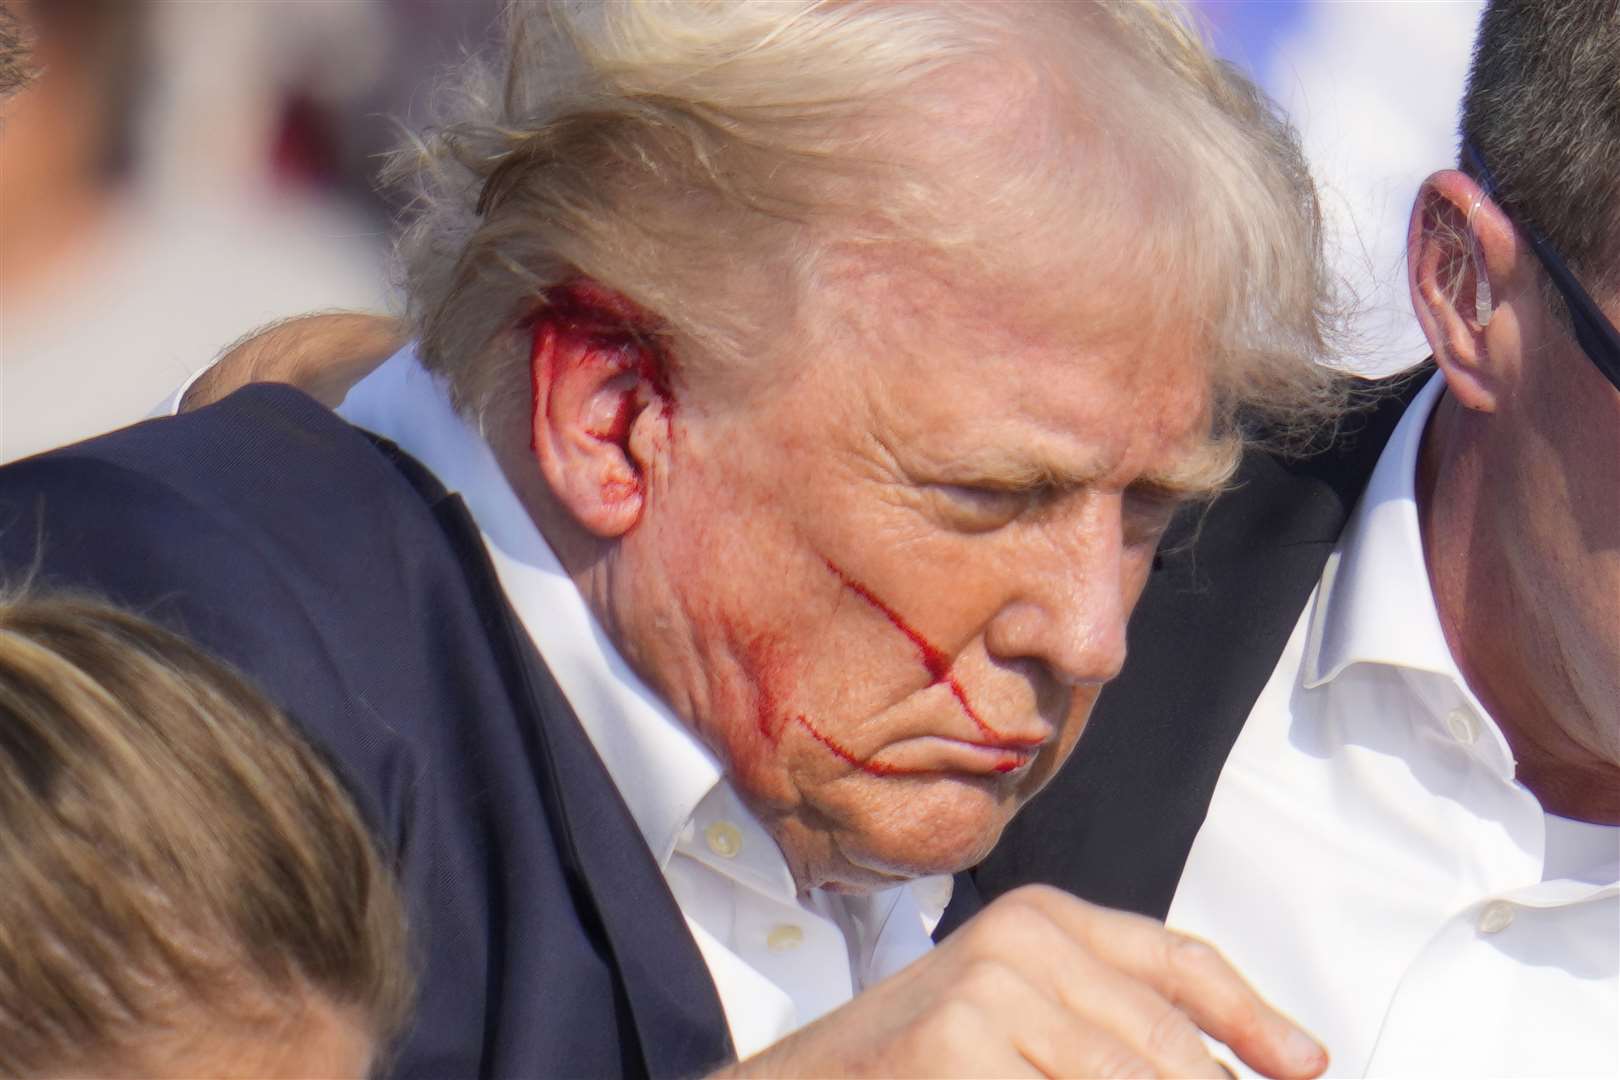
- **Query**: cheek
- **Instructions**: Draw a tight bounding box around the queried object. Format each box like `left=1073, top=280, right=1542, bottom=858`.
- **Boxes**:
left=660, top=556, right=812, bottom=803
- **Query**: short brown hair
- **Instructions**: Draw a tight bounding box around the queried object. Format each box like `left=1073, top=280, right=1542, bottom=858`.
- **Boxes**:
left=0, top=6, right=34, bottom=98
left=1460, top=1, right=1620, bottom=297
left=0, top=593, right=412, bottom=1075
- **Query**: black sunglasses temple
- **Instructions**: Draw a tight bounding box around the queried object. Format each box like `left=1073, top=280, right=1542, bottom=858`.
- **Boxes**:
left=1460, top=140, right=1620, bottom=393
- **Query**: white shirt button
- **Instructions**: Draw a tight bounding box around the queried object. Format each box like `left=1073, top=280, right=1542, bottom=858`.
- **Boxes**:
left=1444, top=707, right=1478, bottom=745
left=766, top=923, right=805, bottom=952
left=1478, top=900, right=1515, bottom=934
left=705, top=820, right=743, bottom=858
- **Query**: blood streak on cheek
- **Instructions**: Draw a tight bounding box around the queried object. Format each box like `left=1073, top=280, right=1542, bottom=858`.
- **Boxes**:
left=793, top=714, right=906, bottom=776
left=720, top=622, right=797, bottom=750
left=793, top=713, right=1025, bottom=777
left=729, top=622, right=922, bottom=777
left=724, top=565, right=1034, bottom=779
left=821, top=557, right=1007, bottom=742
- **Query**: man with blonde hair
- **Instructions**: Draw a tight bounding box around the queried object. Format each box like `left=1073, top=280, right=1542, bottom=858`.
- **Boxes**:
left=4, top=2, right=1347, bottom=1076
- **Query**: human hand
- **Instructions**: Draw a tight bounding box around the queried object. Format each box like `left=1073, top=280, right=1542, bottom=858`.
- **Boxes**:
left=718, top=885, right=1327, bottom=1079
left=180, top=312, right=405, bottom=412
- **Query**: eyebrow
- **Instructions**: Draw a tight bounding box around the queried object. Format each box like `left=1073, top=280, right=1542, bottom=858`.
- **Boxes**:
left=1133, top=438, right=1242, bottom=501
left=921, top=437, right=1241, bottom=502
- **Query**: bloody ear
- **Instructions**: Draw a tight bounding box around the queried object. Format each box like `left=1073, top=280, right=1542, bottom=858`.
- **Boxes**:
left=527, top=284, right=673, bottom=538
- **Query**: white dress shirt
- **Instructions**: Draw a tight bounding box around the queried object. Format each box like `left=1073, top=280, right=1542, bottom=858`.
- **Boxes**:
left=336, top=349, right=949, bottom=1059
left=1169, top=373, right=1619, bottom=1077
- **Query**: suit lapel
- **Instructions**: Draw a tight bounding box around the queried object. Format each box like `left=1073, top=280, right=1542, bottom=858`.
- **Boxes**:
left=363, top=433, right=735, bottom=1077
left=433, top=492, right=736, bottom=1078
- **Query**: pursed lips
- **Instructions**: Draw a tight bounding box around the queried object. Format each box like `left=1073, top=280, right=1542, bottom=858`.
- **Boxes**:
left=793, top=714, right=1046, bottom=777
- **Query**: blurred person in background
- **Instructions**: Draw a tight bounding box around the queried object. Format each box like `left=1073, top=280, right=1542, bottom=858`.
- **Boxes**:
left=0, top=593, right=411, bottom=1078
left=0, top=0, right=390, bottom=463
left=975, top=2, right=1618, bottom=1075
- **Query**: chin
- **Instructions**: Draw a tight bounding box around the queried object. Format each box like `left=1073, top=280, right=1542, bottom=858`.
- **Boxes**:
left=834, top=774, right=1018, bottom=884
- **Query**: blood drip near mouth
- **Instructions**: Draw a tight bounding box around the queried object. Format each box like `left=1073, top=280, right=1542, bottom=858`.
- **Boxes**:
left=750, top=558, right=1037, bottom=778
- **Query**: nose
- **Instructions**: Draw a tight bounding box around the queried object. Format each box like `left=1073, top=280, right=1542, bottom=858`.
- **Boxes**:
left=983, top=493, right=1135, bottom=687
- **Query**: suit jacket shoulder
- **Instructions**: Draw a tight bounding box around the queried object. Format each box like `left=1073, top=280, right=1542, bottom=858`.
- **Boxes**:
left=0, top=387, right=732, bottom=1078
left=960, top=371, right=1428, bottom=923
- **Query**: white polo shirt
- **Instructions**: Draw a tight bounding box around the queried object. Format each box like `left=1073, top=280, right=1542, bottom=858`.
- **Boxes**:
left=337, top=349, right=949, bottom=1060
left=1169, top=373, right=1619, bottom=1077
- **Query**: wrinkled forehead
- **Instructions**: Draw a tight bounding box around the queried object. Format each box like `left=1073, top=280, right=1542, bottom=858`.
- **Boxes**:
left=673, top=9, right=1227, bottom=414
left=866, top=12, right=1211, bottom=317
left=788, top=242, right=1231, bottom=494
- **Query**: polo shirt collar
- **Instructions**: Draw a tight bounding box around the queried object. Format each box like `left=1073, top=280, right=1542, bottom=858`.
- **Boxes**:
left=1301, top=370, right=1517, bottom=777
left=1304, top=371, right=1460, bottom=687
left=338, top=347, right=723, bottom=869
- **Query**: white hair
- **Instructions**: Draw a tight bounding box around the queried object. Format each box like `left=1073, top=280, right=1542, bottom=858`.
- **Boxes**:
left=388, top=0, right=1351, bottom=456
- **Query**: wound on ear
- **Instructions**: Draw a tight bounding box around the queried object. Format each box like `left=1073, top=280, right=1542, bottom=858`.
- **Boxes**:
left=526, top=280, right=679, bottom=455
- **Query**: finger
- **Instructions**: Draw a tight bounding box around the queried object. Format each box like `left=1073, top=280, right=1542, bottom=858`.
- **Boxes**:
left=183, top=312, right=405, bottom=411
left=1048, top=948, right=1227, bottom=1079
left=958, top=898, right=1220, bottom=1077
left=1002, top=983, right=1160, bottom=1079
left=1010, top=887, right=1328, bottom=1079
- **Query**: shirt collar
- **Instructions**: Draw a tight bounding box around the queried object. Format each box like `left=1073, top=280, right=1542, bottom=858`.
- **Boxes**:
left=1303, top=372, right=1461, bottom=687
left=1301, top=370, right=1516, bottom=774
left=338, top=347, right=723, bottom=868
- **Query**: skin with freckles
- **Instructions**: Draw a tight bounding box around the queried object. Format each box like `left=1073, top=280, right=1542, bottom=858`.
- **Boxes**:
left=516, top=244, right=1229, bottom=894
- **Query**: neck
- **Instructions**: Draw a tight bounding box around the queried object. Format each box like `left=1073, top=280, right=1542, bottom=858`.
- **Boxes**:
left=1418, top=391, right=1620, bottom=824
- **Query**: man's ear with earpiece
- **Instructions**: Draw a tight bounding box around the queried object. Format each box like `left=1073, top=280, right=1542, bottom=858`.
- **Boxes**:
left=1467, top=190, right=1495, bottom=328
left=1408, top=170, right=1524, bottom=414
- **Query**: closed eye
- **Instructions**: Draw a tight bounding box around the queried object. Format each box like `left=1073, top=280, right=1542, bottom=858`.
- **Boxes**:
left=924, top=483, right=1035, bottom=533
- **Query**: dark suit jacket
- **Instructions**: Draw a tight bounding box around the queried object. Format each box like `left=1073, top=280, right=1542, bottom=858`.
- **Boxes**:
left=0, top=386, right=735, bottom=1079
left=950, top=371, right=1430, bottom=926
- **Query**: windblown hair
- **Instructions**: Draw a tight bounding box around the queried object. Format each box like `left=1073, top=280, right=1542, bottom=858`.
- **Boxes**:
left=390, top=0, right=1351, bottom=460
left=0, top=594, right=412, bottom=1076
left=1461, top=0, right=1620, bottom=304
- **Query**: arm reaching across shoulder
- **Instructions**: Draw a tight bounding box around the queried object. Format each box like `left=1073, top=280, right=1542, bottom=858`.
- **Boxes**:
left=181, top=312, right=405, bottom=412
left=718, top=886, right=1327, bottom=1080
